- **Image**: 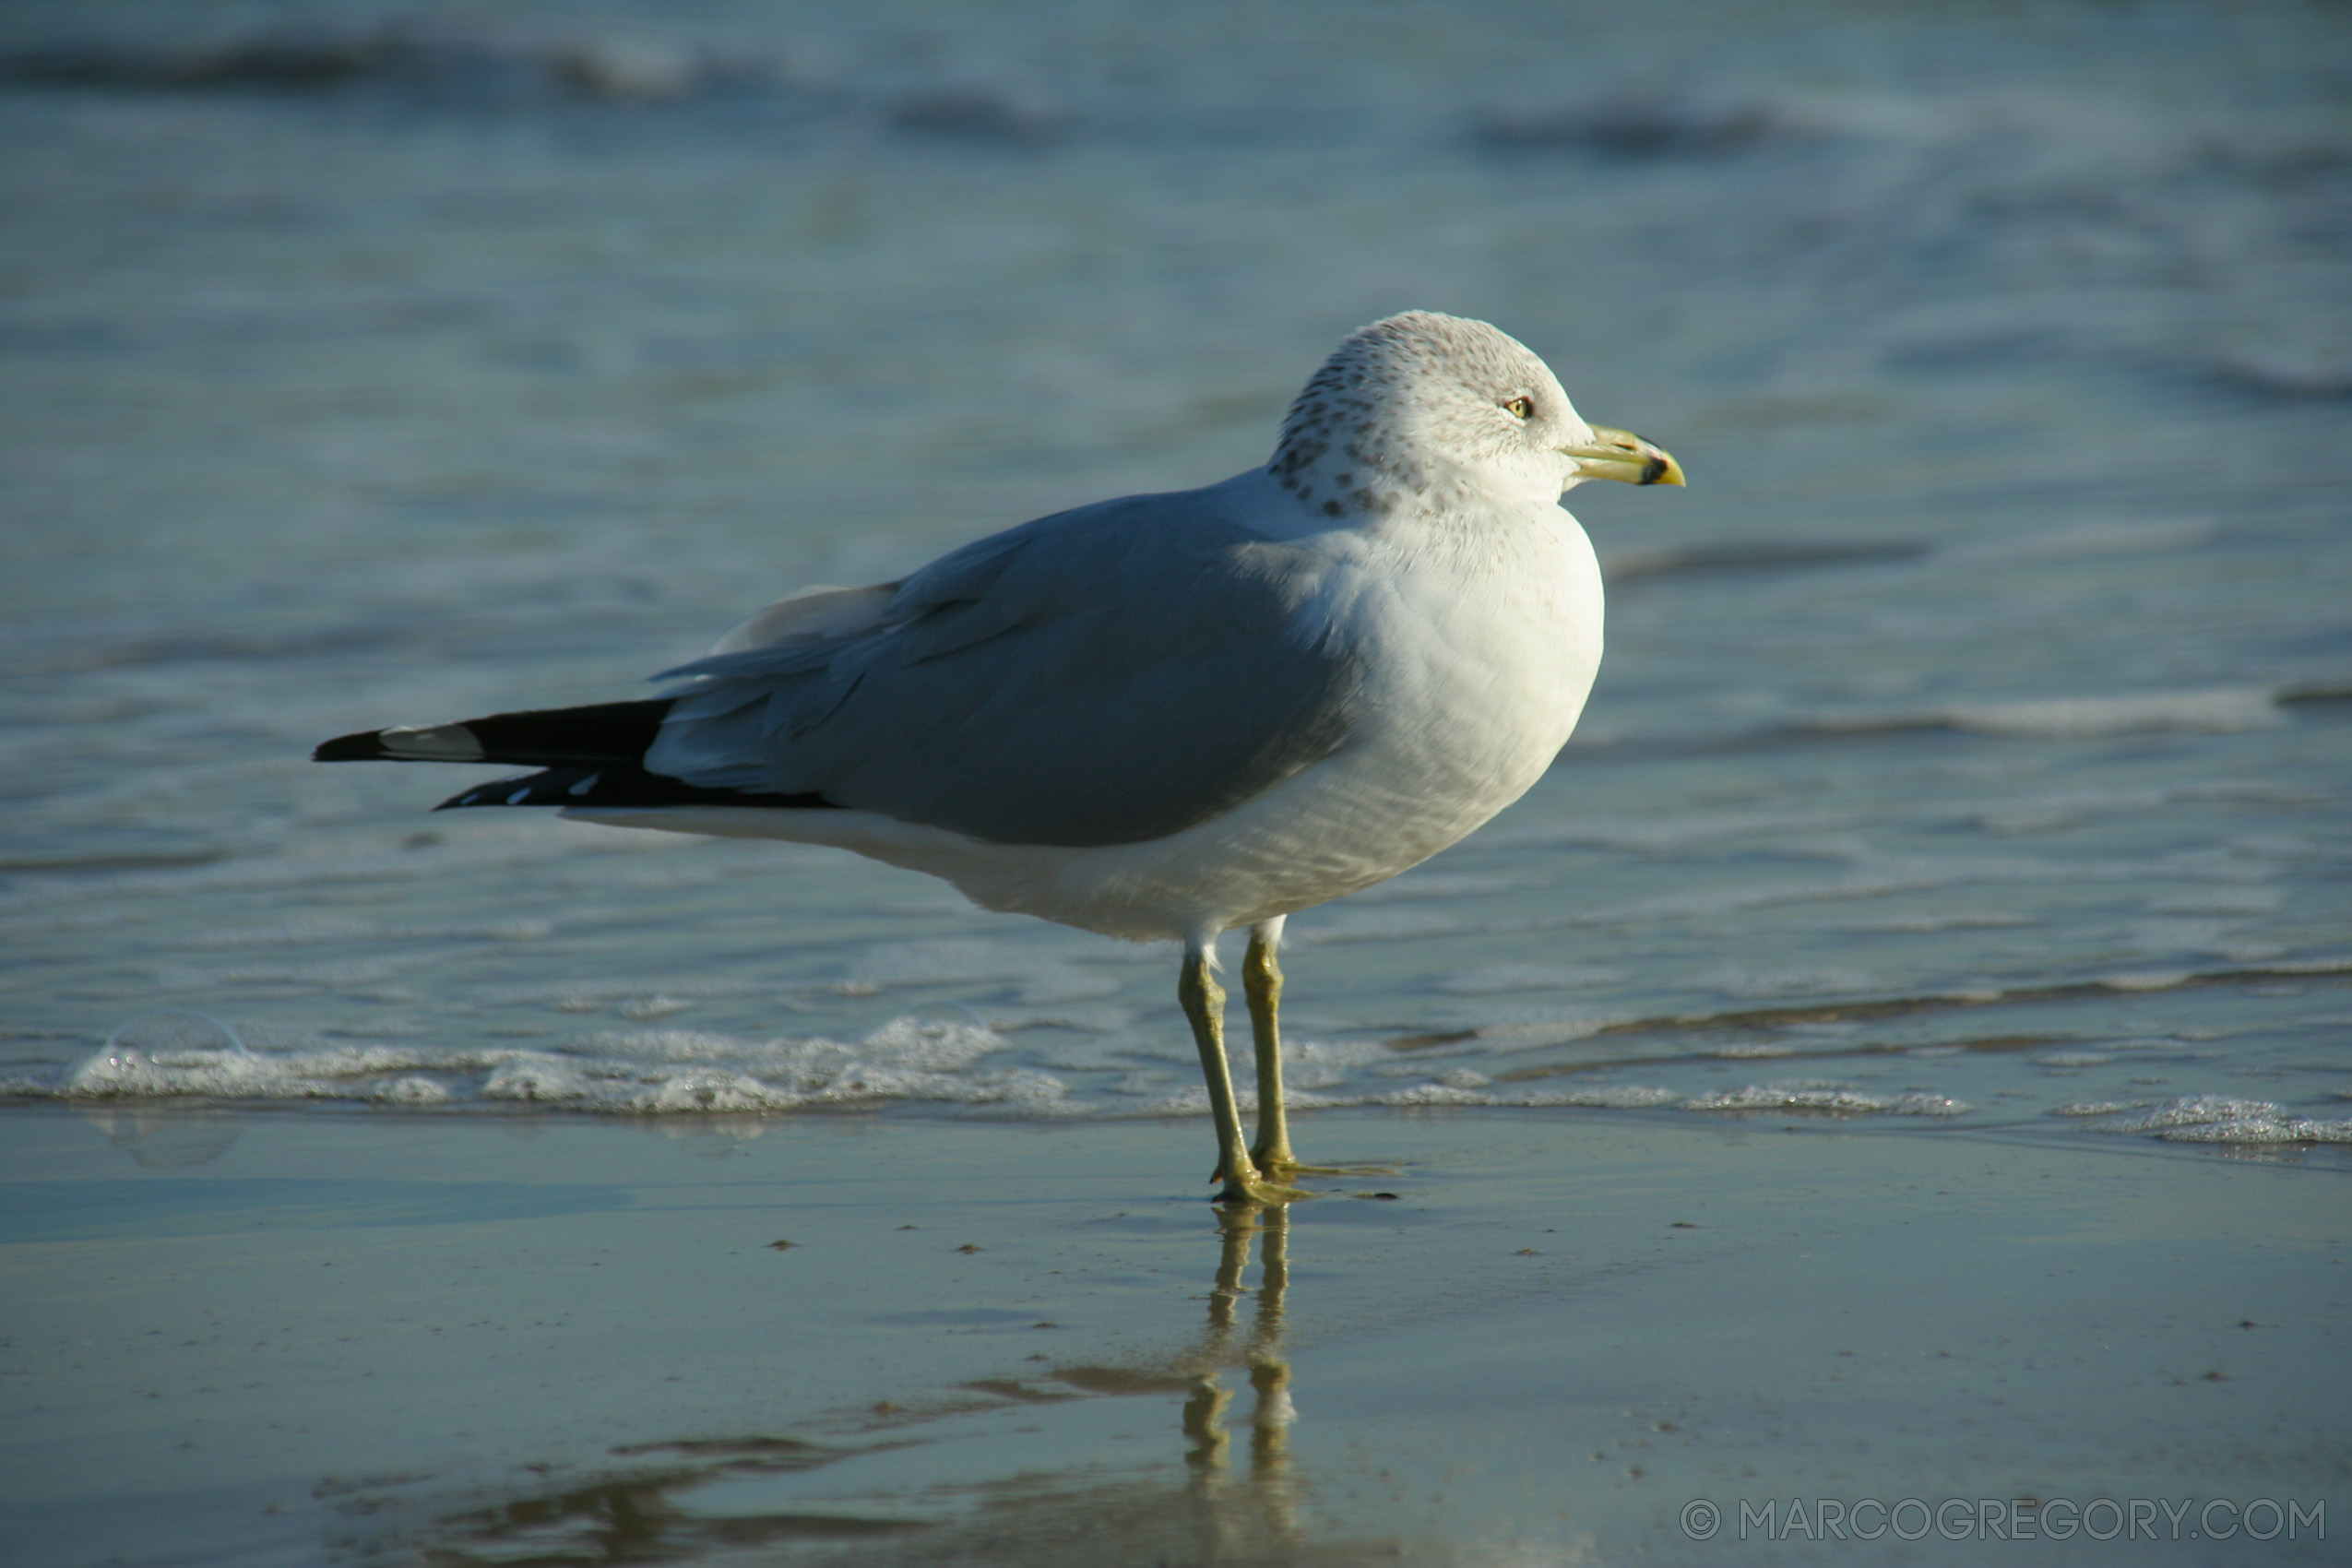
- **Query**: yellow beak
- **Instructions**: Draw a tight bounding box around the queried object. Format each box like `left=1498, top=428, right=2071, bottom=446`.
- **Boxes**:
left=1563, top=424, right=1686, bottom=487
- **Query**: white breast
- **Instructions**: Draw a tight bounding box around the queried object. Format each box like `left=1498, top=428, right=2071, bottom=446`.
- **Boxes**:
left=1119, top=501, right=1605, bottom=926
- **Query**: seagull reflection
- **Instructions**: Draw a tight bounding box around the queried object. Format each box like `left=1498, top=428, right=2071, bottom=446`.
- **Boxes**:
left=1175, top=1204, right=1300, bottom=1550
left=393, top=1206, right=1341, bottom=1564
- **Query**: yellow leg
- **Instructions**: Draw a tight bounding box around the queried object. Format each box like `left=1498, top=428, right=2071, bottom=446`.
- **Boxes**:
left=1243, top=923, right=1297, bottom=1170
left=1182, top=943, right=1309, bottom=1206
left=1242, top=922, right=1396, bottom=1181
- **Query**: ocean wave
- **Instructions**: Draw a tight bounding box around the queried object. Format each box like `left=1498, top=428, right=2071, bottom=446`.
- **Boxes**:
left=25, top=1016, right=2346, bottom=1147
left=1796, top=686, right=2287, bottom=741
left=1398, top=956, right=2352, bottom=1065
left=2064, top=1093, right=2352, bottom=1145
left=24, top=1016, right=1066, bottom=1115
left=0, top=26, right=1073, bottom=148
left=10, top=957, right=2339, bottom=1143
left=0, top=30, right=768, bottom=104
left=1564, top=683, right=2339, bottom=763
left=9, top=1012, right=1987, bottom=1128
left=1473, top=92, right=1827, bottom=160
left=1938, top=688, right=2286, bottom=739
left=1678, top=1080, right=1970, bottom=1116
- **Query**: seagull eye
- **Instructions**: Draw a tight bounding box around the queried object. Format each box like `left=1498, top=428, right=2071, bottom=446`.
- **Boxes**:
left=1503, top=397, right=1534, bottom=420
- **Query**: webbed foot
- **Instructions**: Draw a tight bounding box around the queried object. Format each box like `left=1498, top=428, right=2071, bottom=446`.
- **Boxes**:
left=1209, top=1159, right=1315, bottom=1205
left=1211, top=1175, right=1316, bottom=1206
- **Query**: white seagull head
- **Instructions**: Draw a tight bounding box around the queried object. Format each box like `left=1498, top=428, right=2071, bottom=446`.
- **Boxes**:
left=1268, top=310, right=1682, bottom=521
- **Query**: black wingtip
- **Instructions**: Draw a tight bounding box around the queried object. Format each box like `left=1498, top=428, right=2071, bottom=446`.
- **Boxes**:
left=314, top=700, right=674, bottom=767
left=314, top=730, right=388, bottom=762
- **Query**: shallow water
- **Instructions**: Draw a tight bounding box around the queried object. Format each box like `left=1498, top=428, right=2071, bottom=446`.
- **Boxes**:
left=4, top=1, right=2350, bottom=1151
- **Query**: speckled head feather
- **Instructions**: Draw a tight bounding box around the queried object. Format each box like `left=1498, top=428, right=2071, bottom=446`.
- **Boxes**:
left=1268, top=311, right=1597, bottom=520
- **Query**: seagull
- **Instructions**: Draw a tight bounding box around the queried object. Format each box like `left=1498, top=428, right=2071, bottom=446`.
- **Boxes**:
left=316, top=312, right=1683, bottom=1204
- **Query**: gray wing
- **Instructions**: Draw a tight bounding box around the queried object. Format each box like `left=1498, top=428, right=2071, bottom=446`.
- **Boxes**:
left=644, top=490, right=1361, bottom=848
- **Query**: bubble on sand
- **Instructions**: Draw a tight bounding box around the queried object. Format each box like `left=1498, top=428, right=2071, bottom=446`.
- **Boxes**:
left=71, top=1010, right=257, bottom=1097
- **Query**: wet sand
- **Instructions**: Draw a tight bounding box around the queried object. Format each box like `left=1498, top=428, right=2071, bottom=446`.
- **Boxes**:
left=3, top=1104, right=2341, bottom=1565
